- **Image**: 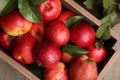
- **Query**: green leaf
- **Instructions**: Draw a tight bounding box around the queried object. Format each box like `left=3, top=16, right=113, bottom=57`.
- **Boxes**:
left=18, top=0, right=42, bottom=22
left=96, top=23, right=109, bottom=39
left=62, top=44, right=89, bottom=56
left=83, top=0, right=97, bottom=9
left=31, top=0, right=46, bottom=5
left=0, top=0, right=17, bottom=16
left=101, top=27, right=111, bottom=40
left=103, top=0, right=110, bottom=9
left=103, top=8, right=112, bottom=15
left=101, top=12, right=112, bottom=23
left=103, top=0, right=117, bottom=15
left=95, top=40, right=104, bottom=50
left=110, top=12, right=118, bottom=28
left=66, top=16, right=82, bottom=28
left=103, top=0, right=116, bottom=9
left=96, top=11, right=117, bottom=41
left=118, top=4, right=120, bottom=9
left=101, top=11, right=117, bottom=28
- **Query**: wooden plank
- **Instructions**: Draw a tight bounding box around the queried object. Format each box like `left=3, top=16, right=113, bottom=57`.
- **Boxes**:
left=110, top=23, right=120, bottom=41
left=111, top=23, right=120, bottom=50
left=0, top=50, right=40, bottom=80
left=103, top=56, right=120, bottom=80
left=0, top=59, right=29, bottom=80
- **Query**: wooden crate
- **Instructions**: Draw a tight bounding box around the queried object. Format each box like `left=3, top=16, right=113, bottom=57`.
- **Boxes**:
left=0, top=0, right=120, bottom=80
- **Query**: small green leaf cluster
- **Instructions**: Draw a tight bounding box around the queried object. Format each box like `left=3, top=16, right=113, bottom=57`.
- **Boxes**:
left=83, top=0, right=119, bottom=48
left=0, top=0, right=46, bottom=22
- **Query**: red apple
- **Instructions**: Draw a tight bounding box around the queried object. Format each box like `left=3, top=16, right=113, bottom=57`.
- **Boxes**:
left=61, top=50, right=74, bottom=64
left=37, top=0, right=61, bottom=22
left=44, top=62, right=68, bottom=80
left=44, top=20, right=70, bottom=46
left=57, top=10, right=75, bottom=24
left=69, top=55, right=98, bottom=80
left=86, top=41, right=107, bottom=63
left=1, top=10, right=32, bottom=36
left=70, top=22, right=95, bottom=48
left=33, top=40, right=61, bottom=68
left=12, top=34, right=37, bottom=64
left=0, top=29, right=13, bottom=51
left=29, top=22, right=44, bottom=41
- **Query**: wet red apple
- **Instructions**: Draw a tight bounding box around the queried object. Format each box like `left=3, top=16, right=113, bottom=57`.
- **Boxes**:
left=69, top=55, right=98, bottom=80
left=61, top=50, right=74, bottom=64
left=86, top=40, right=107, bottom=63
left=57, top=10, right=75, bottom=24
left=44, top=62, right=68, bottom=80
left=37, top=0, right=62, bottom=22
left=33, top=40, right=61, bottom=68
left=0, top=29, right=13, bottom=51
left=70, top=22, right=95, bottom=48
left=29, top=22, right=44, bottom=41
left=44, top=20, right=70, bottom=46
left=1, top=10, right=32, bottom=36
left=12, top=34, right=37, bottom=64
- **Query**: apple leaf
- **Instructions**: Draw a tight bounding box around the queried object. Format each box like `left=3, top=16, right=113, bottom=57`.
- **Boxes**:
left=101, top=11, right=117, bottom=28
left=103, top=0, right=116, bottom=9
left=66, top=16, right=82, bottom=28
left=101, top=27, right=111, bottom=40
left=119, top=4, right=120, bottom=9
left=96, top=23, right=108, bottom=39
left=103, top=0, right=117, bottom=14
left=96, top=11, right=117, bottom=41
left=0, top=0, right=17, bottom=16
left=83, top=0, right=98, bottom=9
left=96, top=24, right=111, bottom=41
left=95, top=40, right=104, bottom=50
left=103, top=0, right=111, bottom=9
left=18, top=0, right=42, bottom=22
left=31, top=0, right=46, bottom=5
left=109, top=12, right=118, bottom=28
left=62, top=44, right=89, bottom=56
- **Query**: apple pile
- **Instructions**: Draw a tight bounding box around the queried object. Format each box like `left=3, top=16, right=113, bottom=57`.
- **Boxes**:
left=0, top=0, right=108, bottom=80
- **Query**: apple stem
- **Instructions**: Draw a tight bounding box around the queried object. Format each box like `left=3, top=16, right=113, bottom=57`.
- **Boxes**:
left=45, top=5, right=50, bottom=9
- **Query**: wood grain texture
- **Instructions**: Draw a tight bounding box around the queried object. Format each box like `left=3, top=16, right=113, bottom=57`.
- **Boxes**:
left=0, top=50, right=40, bottom=80
left=0, top=59, right=29, bottom=80
left=104, top=57, right=120, bottom=80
